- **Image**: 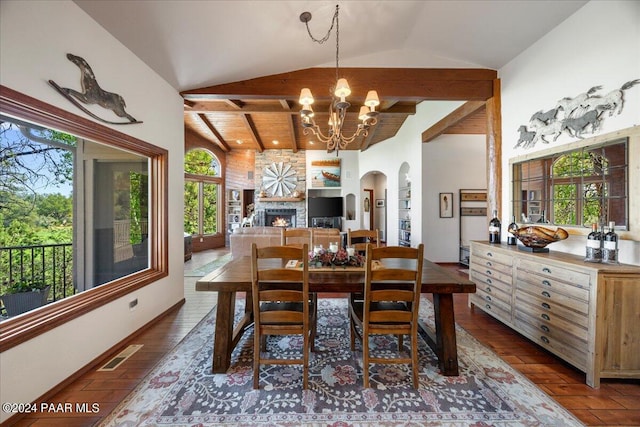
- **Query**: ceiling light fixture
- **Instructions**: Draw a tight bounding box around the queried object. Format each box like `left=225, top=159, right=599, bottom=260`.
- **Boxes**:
left=298, top=4, right=379, bottom=155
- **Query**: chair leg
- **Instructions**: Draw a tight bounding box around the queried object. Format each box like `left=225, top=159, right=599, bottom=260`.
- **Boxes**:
left=310, top=293, right=317, bottom=352
left=350, top=317, right=357, bottom=351
left=303, top=329, right=309, bottom=389
left=253, top=326, right=260, bottom=389
left=411, top=327, right=419, bottom=389
left=363, top=332, right=370, bottom=389
left=398, top=334, right=403, bottom=352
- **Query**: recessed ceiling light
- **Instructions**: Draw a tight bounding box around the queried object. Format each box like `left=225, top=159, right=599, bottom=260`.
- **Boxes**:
left=236, top=140, right=243, bottom=144
left=273, top=140, right=279, bottom=145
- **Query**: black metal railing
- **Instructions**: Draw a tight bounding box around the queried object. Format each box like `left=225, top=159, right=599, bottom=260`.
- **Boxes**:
left=1, top=243, right=75, bottom=304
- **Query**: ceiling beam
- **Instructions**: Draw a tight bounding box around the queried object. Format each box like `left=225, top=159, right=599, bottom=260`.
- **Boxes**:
left=181, top=68, right=497, bottom=101
left=241, top=114, right=264, bottom=152
left=183, top=101, right=417, bottom=115
left=359, top=117, right=380, bottom=151
left=421, top=101, right=486, bottom=143
left=224, top=99, right=244, bottom=109
left=196, top=113, right=230, bottom=152
left=286, top=115, right=298, bottom=153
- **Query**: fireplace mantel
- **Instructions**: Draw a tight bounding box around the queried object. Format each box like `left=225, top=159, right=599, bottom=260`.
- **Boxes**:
left=257, top=197, right=305, bottom=202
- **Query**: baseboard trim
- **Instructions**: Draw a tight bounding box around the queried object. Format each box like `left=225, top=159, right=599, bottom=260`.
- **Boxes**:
left=3, top=298, right=186, bottom=427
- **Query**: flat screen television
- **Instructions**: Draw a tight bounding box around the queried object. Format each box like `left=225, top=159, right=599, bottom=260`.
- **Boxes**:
left=308, top=196, right=343, bottom=218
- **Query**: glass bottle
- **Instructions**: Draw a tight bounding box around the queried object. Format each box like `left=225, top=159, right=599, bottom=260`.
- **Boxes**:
left=584, top=223, right=602, bottom=263
left=602, top=221, right=618, bottom=264
left=489, top=210, right=501, bottom=243
left=507, top=215, right=517, bottom=245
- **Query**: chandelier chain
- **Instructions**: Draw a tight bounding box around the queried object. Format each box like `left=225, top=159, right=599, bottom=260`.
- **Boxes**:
left=303, top=5, right=341, bottom=82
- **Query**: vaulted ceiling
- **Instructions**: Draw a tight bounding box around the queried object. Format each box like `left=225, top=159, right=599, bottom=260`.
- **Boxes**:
left=74, top=0, right=588, bottom=152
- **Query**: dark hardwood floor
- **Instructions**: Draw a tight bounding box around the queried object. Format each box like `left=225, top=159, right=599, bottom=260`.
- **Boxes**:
left=8, top=249, right=639, bottom=426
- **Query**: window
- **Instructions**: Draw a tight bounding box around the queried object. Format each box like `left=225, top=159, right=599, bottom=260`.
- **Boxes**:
left=512, top=138, right=628, bottom=229
left=0, top=85, right=168, bottom=350
left=184, top=149, right=221, bottom=236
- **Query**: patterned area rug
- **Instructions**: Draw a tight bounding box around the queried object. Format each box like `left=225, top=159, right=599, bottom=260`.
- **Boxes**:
left=100, top=298, right=584, bottom=426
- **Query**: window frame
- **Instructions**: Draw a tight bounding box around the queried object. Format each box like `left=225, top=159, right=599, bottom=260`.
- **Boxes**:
left=510, top=126, right=639, bottom=241
left=0, top=85, right=168, bottom=351
left=184, top=148, right=223, bottom=237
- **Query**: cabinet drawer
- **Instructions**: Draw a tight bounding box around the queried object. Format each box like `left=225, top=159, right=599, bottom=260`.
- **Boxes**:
left=475, top=285, right=511, bottom=309
left=516, top=270, right=589, bottom=302
left=515, top=316, right=587, bottom=369
left=515, top=290, right=588, bottom=327
left=471, top=264, right=513, bottom=286
left=515, top=303, right=588, bottom=344
left=471, top=257, right=513, bottom=275
left=471, top=270, right=512, bottom=295
left=518, top=258, right=590, bottom=288
left=470, top=293, right=511, bottom=323
left=471, top=245, right=513, bottom=266
left=516, top=279, right=589, bottom=315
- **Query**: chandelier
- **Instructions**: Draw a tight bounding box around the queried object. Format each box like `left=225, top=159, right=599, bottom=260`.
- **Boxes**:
left=298, top=5, right=380, bottom=154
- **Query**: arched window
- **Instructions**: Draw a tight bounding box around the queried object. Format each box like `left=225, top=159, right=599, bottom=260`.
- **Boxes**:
left=184, top=149, right=221, bottom=236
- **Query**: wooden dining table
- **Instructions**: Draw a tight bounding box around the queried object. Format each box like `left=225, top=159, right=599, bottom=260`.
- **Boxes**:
left=196, top=256, right=476, bottom=375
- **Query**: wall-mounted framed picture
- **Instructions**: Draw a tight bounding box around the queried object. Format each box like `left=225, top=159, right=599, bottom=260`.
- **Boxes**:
left=310, top=158, right=341, bottom=188
left=375, top=199, right=385, bottom=208
left=439, top=192, right=453, bottom=218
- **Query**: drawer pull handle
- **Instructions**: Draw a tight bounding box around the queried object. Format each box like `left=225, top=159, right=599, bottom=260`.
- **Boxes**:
left=541, top=336, right=550, bottom=344
left=486, top=261, right=492, bottom=267
left=485, top=287, right=492, bottom=292
left=485, top=304, right=491, bottom=310
left=541, top=291, right=551, bottom=298
left=542, top=302, right=551, bottom=310
left=541, top=325, right=550, bottom=333
left=542, top=280, right=551, bottom=287
left=485, top=295, right=492, bottom=302
left=487, top=252, right=493, bottom=257
left=542, top=267, right=551, bottom=273
left=486, top=270, right=492, bottom=276
left=541, top=313, right=551, bottom=321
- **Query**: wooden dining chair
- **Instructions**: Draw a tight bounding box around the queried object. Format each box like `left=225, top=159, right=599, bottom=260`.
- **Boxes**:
left=349, top=243, right=424, bottom=389
left=251, top=243, right=312, bottom=389
left=282, top=228, right=317, bottom=351
left=347, top=228, right=380, bottom=253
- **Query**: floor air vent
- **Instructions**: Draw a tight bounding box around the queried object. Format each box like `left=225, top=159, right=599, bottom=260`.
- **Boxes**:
left=98, top=344, right=143, bottom=371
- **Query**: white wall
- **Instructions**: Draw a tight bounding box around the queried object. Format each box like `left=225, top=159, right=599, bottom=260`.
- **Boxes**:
left=359, top=102, right=425, bottom=248
left=0, top=1, right=184, bottom=420
left=500, top=0, right=640, bottom=265
left=422, top=134, right=487, bottom=262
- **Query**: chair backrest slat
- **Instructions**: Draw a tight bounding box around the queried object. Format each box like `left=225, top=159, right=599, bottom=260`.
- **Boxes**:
left=348, top=229, right=379, bottom=252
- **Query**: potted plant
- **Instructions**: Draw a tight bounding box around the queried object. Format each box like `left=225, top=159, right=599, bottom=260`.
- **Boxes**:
left=1, top=277, right=51, bottom=317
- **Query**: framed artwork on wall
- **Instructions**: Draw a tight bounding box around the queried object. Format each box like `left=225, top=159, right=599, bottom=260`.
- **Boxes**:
left=310, top=158, right=341, bottom=188
left=439, top=192, right=453, bottom=218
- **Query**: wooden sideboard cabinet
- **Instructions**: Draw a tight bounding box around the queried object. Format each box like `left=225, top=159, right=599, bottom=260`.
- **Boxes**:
left=469, top=241, right=640, bottom=388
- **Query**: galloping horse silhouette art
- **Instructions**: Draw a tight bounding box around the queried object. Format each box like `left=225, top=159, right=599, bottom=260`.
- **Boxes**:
left=49, top=53, right=141, bottom=125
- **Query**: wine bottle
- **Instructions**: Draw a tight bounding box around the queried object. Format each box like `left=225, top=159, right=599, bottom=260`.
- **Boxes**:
left=489, top=210, right=501, bottom=243
left=602, top=221, right=618, bottom=264
left=507, top=215, right=517, bottom=245
left=584, top=223, right=602, bottom=263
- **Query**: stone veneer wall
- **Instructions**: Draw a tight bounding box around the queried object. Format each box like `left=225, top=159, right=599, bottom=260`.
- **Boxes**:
left=255, top=150, right=307, bottom=227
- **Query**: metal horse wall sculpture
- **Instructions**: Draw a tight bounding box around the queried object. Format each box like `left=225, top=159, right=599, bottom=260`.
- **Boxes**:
left=515, top=79, right=639, bottom=149
left=49, top=53, right=142, bottom=125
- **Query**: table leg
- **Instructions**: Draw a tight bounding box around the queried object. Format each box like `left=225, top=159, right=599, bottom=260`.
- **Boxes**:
left=211, top=291, right=236, bottom=373
left=432, top=293, right=459, bottom=376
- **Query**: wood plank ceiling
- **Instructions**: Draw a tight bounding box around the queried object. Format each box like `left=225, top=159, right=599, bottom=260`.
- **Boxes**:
left=182, top=68, right=496, bottom=152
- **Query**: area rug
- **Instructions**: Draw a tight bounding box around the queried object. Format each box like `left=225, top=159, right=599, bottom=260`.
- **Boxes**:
left=100, top=298, right=584, bottom=427
left=184, top=253, right=232, bottom=277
